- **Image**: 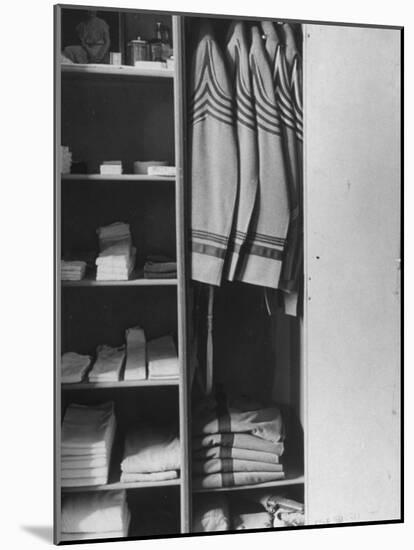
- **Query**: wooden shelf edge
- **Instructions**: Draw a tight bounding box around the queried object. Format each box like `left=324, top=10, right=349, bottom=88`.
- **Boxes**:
left=62, top=278, right=178, bottom=287
left=61, top=478, right=181, bottom=493
left=61, top=63, right=174, bottom=79
left=61, top=174, right=176, bottom=182
left=62, top=379, right=179, bottom=390
left=192, top=475, right=305, bottom=493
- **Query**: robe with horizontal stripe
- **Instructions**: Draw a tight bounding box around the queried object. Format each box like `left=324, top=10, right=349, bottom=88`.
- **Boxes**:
left=237, top=26, right=290, bottom=289
left=189, top=22, right=238, bottom=286
left=225, top=22, right=259, bottom=281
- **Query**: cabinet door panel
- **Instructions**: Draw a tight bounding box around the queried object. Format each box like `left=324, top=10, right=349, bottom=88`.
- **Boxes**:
left=304, top=24, right=401, bottom=524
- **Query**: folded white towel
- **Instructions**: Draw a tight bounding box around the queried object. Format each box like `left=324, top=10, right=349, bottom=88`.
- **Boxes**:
left=147, top=336, right=179, bottom=379
left=61, top=402, right=116, bottom=455
left=62, top=456, right=108, bottom=469
left=120, top=470, right=178, bottom=482
left=62, top=490, right=128, bottom=533
left=124, top=326, right=147, bottom=381
left=121, top=425, right=180, bottom=473
left=88, top=346, right=125, bottom=382
left=61, top=476, right=108, bottom=487
left=61, top=352, right=92, bottom=383
left=61, top=466, right=108, bottom=478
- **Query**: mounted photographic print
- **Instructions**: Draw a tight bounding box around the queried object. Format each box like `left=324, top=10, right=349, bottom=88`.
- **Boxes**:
left=54, top=3, right=402, bottom=544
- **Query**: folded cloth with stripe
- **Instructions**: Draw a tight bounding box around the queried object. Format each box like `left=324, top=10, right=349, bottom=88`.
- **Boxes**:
left=120, top=424, right=180, bottom=483
left=61, top=490, right=130, bottom=541
left=192, top=393, right=285, bottom=489
left=61, top=401, right=116, bottom=487
left=143, top=254, right=177, bottom=279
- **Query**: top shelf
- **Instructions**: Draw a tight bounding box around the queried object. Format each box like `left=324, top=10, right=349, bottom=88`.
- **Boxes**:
left=61, top=63, right=174, bottom=79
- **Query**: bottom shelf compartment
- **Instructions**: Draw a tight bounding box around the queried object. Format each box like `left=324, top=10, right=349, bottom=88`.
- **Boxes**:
left=60, top=486, right=181, bottom=543
left=192, top=485, right=304, bottom=534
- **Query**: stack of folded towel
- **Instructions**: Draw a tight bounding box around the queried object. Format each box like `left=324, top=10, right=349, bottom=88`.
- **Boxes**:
left=124, top=326, right=147, bottom=381
left=61, top=260, right=87, bottom=281
left=61, top=352, right=92, bottom=383
left=61, top=490, right=130, bottom=541
left=143, top=255, right=177, bottom=279
left=88, top=345, right=125, bottom=383
left=96, top=222, right=136, bottom=281
left=120, top=424, right=180, bottom=483
left=61, top=402, right=116, bottom=487
left=192, top=393, right=285, bottom=489
left=147, top=335, right=179, bottom=379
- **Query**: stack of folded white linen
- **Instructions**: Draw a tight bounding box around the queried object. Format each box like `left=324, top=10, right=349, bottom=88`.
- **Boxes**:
left=61, top=145, right=72, bottom=174
left=96, top=222, right=136, bottom=281
left=61, top=260, right=87, bottom=281
left=61, top=352, right=92, bottom=383
left=61, top=402, right=116, bottom=487
left=88, top=345, right=125, bottom=383
left=61, top=490, right=130, bottom=541
left=124, top=326, right=147, bottom=381
left=120, top=425, right=180, bottom=483
left=147, top=335, right=179, bottom=379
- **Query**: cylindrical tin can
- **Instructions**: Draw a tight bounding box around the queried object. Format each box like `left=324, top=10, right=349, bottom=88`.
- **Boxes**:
left=128, top=38, right=149, bottom=65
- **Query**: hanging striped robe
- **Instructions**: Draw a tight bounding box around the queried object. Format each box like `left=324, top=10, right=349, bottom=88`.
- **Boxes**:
left=237, top=26, right=290, bottom=289
left=225, top=22, right=259, bottom=281
left=189, top=23, right=238, bottom=286
left=281, top=23, right=303, bottom=316
left=262, top=22, right=302, bottom=302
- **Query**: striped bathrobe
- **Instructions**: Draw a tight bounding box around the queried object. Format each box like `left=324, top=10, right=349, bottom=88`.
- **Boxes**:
left=259, top=22, right=302, bottom=316
left=280, top=23, right=303, bottom=315
left=225, top=22, right=259, bottom=281
left=190, top=23, right=238, bottom=286
left=237, top=26, right=290, bottom=289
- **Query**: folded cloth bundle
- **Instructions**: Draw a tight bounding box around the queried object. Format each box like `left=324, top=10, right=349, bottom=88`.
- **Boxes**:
left=61, top=352, right=92, bottom=383
left=194, top=444, right=281, bottom=464
left=192, top=494, right=230, bottom=532
left=61, top=402, right=116, bottom=487
left=193, top=471, right=285, bottom=490
left=61, top=260, right=87, bottom=281
left=120, top=425, right=180, bottom=483
left=194, top=395, right=284, bottom=443
left=61, top=490, right=130, bottom=541
left=143, top=255, right=177, bottom=279
left=147, top=335, right=179, bottom=379
left=95, top=222, right=136, bottom=281
left=193, top=394, right=285, bottom=489
left=234, top=512, right=273, bottom=530
left=193, top=458, right=283, bottom=475
left=88, top=345, right=125, bottom=382
left=124, top=326, right=146, bottom=381
left=193, top=433, right=284, bottom=456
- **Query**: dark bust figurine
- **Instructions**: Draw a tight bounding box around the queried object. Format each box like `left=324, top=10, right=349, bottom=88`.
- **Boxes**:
left=63, top=11, right=111, bottom=64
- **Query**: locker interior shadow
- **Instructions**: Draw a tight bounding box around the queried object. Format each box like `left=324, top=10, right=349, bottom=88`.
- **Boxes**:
left=21, top=525, right=53, bottom=543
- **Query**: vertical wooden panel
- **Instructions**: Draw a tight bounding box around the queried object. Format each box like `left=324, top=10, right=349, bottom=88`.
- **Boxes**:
left=54, top=4, right=62, bottom=545
left=173, top=15, right=191, bottom=534
left=304, top=25, right=401, bottom=524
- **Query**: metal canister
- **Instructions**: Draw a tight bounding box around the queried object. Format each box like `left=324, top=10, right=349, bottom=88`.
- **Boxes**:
left=128, top=37, right=149, bottom=65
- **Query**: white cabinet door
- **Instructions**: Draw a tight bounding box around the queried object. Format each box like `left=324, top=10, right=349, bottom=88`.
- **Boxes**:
left=304, top=24, right=401, bottom=525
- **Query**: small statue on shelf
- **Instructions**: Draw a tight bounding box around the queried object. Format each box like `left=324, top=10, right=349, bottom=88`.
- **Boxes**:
left=62, top=11, right=111, bottom=64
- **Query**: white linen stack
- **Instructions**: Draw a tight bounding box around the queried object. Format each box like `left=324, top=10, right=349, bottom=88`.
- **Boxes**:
left=124, top=326, right=147, bottom=381
left=96, top=222, right=136, bottom=281
left=120, top=425, right=180, bottom=483
left=61, top=402, right=116, bottom=487
left=61, top=490, right=130, bottom=541
left=61, top=352, right=92, bottom=383
left=61, top=260, right=87, bottom=281
left=88, top=345, right=125, bottom=383
left=147, top=335, right=179, bottom=379
left=61, top=145, right=72, bottom=174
